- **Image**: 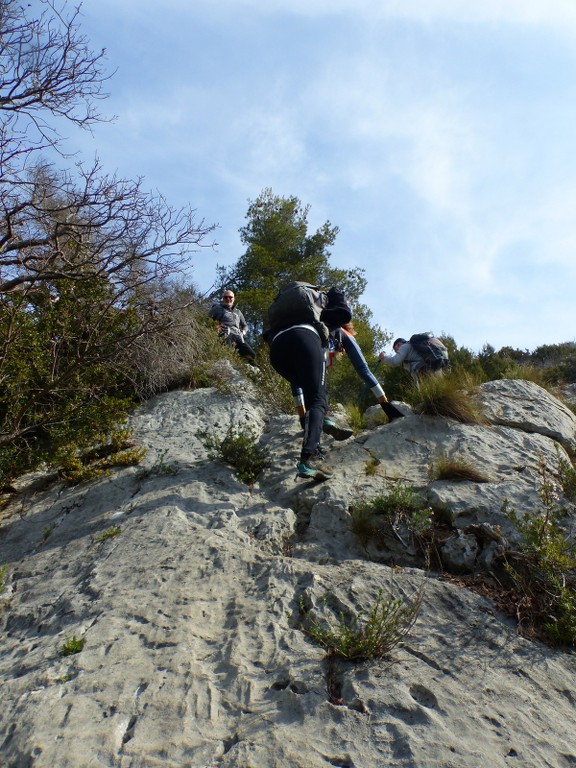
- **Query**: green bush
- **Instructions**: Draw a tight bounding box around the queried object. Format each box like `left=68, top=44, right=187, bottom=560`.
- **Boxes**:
left=0, top=282, right=138, bottom=486
left=350, top=483, right=433, bottom=556
left=503, top=462, right=576, bottom=646
left=55, top=430, right=146, bottom=485
left=558, top=454, right=576, bottom=502
left=300, top=588, right=422, bottom=661
left=59, top=636, right=85, bottom=657
left=198, top=423, right=271, bottom=485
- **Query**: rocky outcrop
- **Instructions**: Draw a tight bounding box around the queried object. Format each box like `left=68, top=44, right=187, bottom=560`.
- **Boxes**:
left=1, top=376, right=576, bottom=768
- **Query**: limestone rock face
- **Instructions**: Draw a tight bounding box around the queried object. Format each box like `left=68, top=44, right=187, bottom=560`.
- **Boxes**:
left=1, top=378, right=576, bottom=768
left=477, top=378, right=576, bottom=452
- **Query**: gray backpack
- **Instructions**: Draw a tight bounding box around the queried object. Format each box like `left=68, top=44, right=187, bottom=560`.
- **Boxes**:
left=263, top=281, right=329, bottom=345
left=409, top=332, right=450, bottom=371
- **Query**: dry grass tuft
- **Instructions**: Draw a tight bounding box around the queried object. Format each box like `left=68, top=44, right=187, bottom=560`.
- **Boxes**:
left=411, top=371, right=486, bottom=424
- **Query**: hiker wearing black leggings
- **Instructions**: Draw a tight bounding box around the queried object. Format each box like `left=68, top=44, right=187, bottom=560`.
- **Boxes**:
left=269, top=324, right=333, bottom=481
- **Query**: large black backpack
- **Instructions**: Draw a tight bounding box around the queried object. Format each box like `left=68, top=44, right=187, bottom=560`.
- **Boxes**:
left=409, top=332, right=450, bottom=372
left=263, top=281, right=330, bottom=345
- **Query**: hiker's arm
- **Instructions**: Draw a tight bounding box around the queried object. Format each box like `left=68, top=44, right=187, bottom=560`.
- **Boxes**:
left=209, top=304, right=223, bottom=322
left=379, top=344, right=410, bottom=367
left=209, top=304, right=231, bottom=336
left=342, top=333, right=379, bottom=388
left=236, top=310, right=248, bottom=334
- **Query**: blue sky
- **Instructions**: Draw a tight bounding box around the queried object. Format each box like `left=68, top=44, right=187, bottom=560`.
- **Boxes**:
left=46, top=0, right=576, bottom=352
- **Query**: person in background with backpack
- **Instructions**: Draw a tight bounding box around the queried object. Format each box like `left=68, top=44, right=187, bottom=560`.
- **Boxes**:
left=209, top=289, right=257, bottom=365
left=330, top=323, right=404, bottom=421
left=378, top=334, right=448, bottom=381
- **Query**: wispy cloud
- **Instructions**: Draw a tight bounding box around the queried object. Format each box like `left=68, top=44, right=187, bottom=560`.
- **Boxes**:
left=94, top=0, right=576, bottom=32
left=69, top=0, right=576, bottom=349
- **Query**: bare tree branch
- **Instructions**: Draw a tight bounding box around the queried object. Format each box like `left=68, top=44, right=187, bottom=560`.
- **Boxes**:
left=0, top=0, right=219, bottom=483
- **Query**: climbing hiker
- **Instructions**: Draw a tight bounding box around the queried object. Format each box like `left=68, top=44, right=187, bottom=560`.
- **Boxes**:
left=263, top=282, right=353, bottom=481
left=268, top=325, right=333, bottom=480
left=209, top=289, right=257, bottom=364
left=330, top=323, right=404, bottom=421
left=378, top=333, right=449, bottom=382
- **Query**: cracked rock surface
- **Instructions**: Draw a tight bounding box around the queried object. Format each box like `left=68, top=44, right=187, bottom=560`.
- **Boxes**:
left=1, top=376, right=576, bottom=767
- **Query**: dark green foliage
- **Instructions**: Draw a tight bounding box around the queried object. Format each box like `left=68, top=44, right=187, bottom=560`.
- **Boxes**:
left=378, top=364, right=414, bottom=403
left=198, top=423, right=271, bottom=485
left=59, top=636, right=85, bottom=656
left=215, top=189, right=382, bottom=344
left=440, top=336, right=485, bottom=379
left=0, top=278, right=137, bottom=485
left=412, top=337, right=576, bottom=391
left=215, top=188, right=390, bottom=405
left=503, top=464, right=576, bottom=647
left=558, top=454, right=576, bottom=503
left=456, top=340, right=576, bottom=386
left=216, top=187, right=339, bottom=337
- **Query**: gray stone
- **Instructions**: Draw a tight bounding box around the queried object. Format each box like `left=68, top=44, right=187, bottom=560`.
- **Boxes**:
left=1, top=378, right=576, bottom=768
left=440, top=531, right=479, bottom=572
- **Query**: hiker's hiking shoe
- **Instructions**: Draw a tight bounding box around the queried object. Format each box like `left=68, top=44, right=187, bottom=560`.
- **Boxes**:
left=315, top=444, right=326, bottom=461
left=297, top=454, right=334, bottom=481
left=323, top=417, right=353, bottom=441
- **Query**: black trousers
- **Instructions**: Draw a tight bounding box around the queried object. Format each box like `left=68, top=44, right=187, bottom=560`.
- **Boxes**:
left=270, top=327, right=327, bottom=460
left=226, top=332, right=256, bottom=361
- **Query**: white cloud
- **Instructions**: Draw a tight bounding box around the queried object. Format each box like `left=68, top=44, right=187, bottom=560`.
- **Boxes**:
left=63, top=0, right=576, bottom=350
left=91, top=0, right=576, bottom=34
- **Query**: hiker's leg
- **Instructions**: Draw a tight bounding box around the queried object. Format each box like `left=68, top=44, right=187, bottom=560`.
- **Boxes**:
left=293, top=386, right=306, bottom=428
left=270, top=328, right=327, bottom=458
left=234, top=337, right=257, bottom=363
left=295, top=338, right=327, bottom=459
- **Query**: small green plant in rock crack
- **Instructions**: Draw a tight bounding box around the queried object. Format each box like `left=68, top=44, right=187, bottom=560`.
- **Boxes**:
left=0, top=563, right=7, bottom=594
left=299, top=588, right=423, bottom=661
left=40, top=525, right=54, bottom=545
left=350, top=482, right=433, bottom=550
left=95, top=526, right=122, bottom=543
left=503, top=459, right=576, bottom=646
left=56, top=672, right=76, bottom=684
left=364, top=450, right=380, bottom=476
left=59, top=635, right=85, bottom=657
left=137, top=448, right=179, bottom=479
left=197, top=422, right=271, bottom=485
left=557, top=448, right=576, bottom=502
